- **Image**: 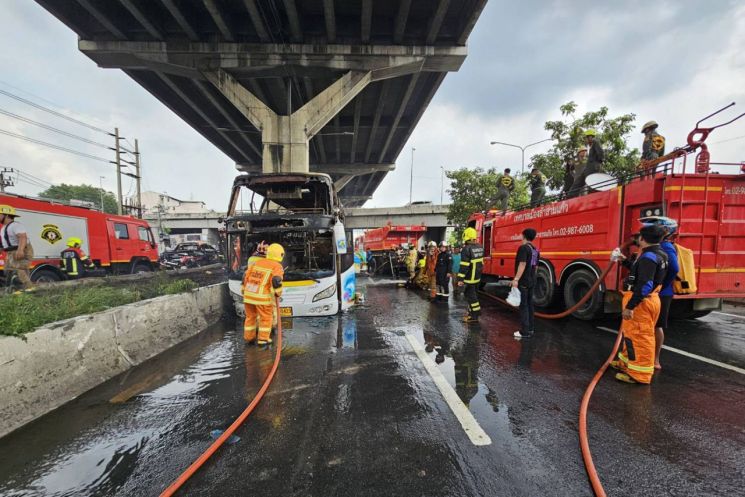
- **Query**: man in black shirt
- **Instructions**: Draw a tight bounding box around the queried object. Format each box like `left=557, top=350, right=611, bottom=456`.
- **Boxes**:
left=512, top=228, right=539, bottom=339
left=435, top=241, right=453, bottom=302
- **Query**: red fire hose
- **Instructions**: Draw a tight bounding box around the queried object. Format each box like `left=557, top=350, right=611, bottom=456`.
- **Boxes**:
left=478, top=251, right=629, bottom=497
left=159, top=298, right=283, bottom=496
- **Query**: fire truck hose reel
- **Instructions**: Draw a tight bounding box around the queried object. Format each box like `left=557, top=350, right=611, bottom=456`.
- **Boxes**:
left=159, top=297, right=284, bottom=497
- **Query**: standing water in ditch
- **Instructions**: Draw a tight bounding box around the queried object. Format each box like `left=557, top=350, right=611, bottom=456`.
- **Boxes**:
left=0, top=316, right=322, bottom=497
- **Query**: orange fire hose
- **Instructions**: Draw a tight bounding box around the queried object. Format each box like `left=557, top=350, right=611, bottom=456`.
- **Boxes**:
left=159, top=298, right=283, bottom=497
left=477, top=243, right=633, bottom=497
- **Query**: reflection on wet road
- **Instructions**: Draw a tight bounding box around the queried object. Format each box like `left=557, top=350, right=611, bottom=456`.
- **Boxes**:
left=0, top=282, right=743, bottom=496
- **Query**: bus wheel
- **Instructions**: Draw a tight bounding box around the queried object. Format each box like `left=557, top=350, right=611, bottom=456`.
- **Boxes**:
left=533, top=265, right=556, bottom=308
left=131, top=261, right=152, bottom=274
left=31, top=269, right=62, bottom=283
left=563, top=269, right=603, bottom=320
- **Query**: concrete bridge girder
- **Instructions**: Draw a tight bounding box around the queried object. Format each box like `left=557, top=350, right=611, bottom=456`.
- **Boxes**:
left=78, top=39, right=466, bottom=177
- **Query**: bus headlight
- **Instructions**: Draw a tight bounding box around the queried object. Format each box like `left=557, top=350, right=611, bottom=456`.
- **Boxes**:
left=313, top=284, right=336, bottom=302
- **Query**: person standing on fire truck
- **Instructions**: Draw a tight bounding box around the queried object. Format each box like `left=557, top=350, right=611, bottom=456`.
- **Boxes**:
left=495, top=168, right=515, bottom=214
left=639, top=120, right=666, bottom=177
left=0, top=204, right=34, bottom=290
left=458, top=228, right=484, bottom=322
left=569, top=129, right=604, bottom=197
left=611, top=224, right=668, bottom=384
left=242, top=243, right=285, bottom=346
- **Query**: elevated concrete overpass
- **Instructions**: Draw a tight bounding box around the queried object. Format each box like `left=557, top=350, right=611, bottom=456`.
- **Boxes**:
left=36, top=0, right=487, bottom=206
left=344, top=204, right=449, bottom=229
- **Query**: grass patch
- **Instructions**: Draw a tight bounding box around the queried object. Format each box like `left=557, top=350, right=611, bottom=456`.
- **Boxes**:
left=0, top=277, right=198, bottom=337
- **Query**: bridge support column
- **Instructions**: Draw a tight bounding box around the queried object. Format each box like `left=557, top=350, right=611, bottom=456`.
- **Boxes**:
left=204, top=69, right=371, bottom=174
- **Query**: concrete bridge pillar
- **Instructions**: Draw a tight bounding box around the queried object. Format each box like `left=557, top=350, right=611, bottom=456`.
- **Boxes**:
left=204, top=69, right=371, bottom=174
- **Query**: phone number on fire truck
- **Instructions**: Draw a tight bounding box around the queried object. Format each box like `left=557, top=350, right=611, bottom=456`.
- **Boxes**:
left=550, top=224, right=594, bottom=237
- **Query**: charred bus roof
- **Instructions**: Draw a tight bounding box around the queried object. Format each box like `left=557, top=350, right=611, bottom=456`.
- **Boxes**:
left=226, top=173, right=340, bottom=233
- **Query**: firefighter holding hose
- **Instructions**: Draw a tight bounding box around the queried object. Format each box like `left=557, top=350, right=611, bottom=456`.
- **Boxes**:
left=610, top=224, right=668, bottom=384
left=457, top=227, right=484, bottom=322
left=242, top=243, right=285, bottom=346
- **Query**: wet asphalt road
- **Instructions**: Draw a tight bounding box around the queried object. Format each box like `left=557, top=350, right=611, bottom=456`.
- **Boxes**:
left=0, top=281, right=744, bottom=497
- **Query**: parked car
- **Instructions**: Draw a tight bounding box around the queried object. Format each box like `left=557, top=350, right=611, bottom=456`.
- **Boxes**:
left=159, top=242, right=220, bottom=269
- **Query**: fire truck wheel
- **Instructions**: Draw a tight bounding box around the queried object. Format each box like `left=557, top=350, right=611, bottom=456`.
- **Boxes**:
left=31, top=268, right=62, bottom=283
left=533, top=265, right=556, bottom=308
left=669, top=300, right=712, bottom=320
left=563, top=269, right=603, bottom=320
left=131, top=261, right=153, bottom=274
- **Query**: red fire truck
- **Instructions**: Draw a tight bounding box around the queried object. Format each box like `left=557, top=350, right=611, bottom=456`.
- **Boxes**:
left=468, top=109, right=745, bottom=320
left=0, top=193, right=159, bottom=283
left=359, top=223, right=426, bottom=275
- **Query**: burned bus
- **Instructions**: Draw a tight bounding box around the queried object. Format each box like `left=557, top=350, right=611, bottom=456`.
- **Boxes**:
left=225, top=173, right=355, bottom=317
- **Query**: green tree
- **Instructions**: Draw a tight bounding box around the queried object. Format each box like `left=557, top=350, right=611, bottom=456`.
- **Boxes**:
left=39, top=184, right=118, bottom=213
left=530, top=101, right=640, bottom=191
left=445, top=167, right=530, bottom=231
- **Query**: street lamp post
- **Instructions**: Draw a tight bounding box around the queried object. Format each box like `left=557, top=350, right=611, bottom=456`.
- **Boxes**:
left=99, top=176, right=106, bottom=212
left=409, top=147, right=415, bottom=206
left=489, top=138, right=552, bottom=174
left=440, top=166, right=445, bottom=204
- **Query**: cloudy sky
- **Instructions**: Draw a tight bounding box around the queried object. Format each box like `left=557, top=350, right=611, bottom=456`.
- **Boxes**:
left=1, top=1, right=744, bottom=210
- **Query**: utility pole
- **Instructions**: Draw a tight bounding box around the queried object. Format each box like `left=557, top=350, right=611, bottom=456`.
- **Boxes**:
left=114, top=127, right=123, bottom=215
left=0, top=168, right=14, bottom=193
left=409, top=147, right=415, bottom=206
left=134, top=139, right=142, bottom=218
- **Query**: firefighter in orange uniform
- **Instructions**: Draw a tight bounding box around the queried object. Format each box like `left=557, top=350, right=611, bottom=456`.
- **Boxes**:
left=242, top=243, right=285, bottom=346
left=425, top=241, right=438, bottom=300
left=611, top=225, right=668, bottom=384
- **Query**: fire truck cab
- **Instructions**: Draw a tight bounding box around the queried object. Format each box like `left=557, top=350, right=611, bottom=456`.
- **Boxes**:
left=468, top=163, right=745, bottom=320
left=0, top=194, right=159, bottom=283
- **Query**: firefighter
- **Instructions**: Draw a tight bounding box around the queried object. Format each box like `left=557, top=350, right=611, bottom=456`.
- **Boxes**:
left=529, top=167, right=547, bottom=207
left=242, top=242, right=285, bottom=346
left=415, top=253, right=428, bottom=290
left=435, top=241, right=453, bottom=302
left=457, top=227, right=484, bottom=322
left=0, top=204, right=34, bottom=290
left=405, top=243, right=418, bottom=287
left=639, top=120, right=666, bottom=177
left=610, top=224, right=668, bottom=384
left=425, top=241, right=438, bottom=299
left=639, top=216, right=680, bottom=370
left=569, top=130, right=604, bottom=197
left=494, top=168, right=515, bottom=214
left=60, top=237, right=95, bottom=278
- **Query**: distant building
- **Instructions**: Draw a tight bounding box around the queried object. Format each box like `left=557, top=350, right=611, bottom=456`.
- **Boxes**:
left=141, top=191, right=212, bottom=215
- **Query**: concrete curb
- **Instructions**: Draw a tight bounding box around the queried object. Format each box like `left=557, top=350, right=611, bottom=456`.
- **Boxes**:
left=0, top=283, right=229, bottom=439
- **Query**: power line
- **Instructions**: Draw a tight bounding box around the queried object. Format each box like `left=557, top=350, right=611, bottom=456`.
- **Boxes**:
left=711, top=134, right=745, bottom=145
left=0, top=88, right=112, bottom=136
left=0, top=107, right=114, bottom=150
left=0, top=127, right=114, bottom=164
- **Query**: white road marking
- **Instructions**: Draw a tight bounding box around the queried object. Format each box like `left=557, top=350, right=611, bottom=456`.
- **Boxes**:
left=405, top=334, right=492, bottom=446
left=596, top=326, right=745, bottom=376
left=712, top=311, right=745, bottom=320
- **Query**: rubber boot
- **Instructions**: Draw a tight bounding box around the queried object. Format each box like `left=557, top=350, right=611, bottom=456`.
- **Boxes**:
left=615, top=373, right=638, bottom=384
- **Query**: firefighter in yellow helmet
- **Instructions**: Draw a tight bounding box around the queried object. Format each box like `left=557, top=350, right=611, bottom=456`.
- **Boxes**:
left=60, top=237, right=95, bottom=278
left=568, top=129, right=604, bottom=198
left=457, top=227, right=484, bottom=322
left=0, top=204, right=34, bottom=290
left=242, top=242, right=285, bottom=346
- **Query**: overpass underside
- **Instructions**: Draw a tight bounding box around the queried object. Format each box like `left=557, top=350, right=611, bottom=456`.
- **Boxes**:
left=36, top=0, right=487, bottom=207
